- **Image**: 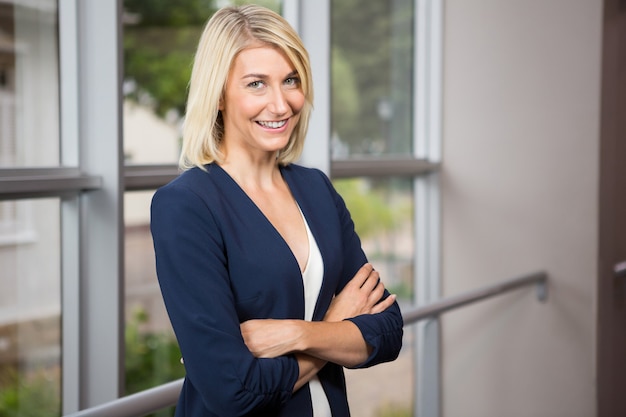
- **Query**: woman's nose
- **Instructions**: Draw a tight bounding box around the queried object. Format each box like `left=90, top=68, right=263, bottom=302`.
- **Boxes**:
left=267, top=88, right=288, bottom=115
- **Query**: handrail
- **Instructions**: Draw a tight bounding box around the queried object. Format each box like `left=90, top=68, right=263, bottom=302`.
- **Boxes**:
left=66, top=379, right=184, bottom=417
left=402, top=271, right=547, bottom=325
left=64, top=271, right=547, bottom=417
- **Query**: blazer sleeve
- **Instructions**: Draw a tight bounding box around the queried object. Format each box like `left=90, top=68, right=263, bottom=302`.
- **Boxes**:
left=150, top=183, right=299, bottom=416
left=318, top=170, right=404, bottom=369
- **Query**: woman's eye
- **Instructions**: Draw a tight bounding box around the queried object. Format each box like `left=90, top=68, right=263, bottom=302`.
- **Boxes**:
left=284, top=77, right=300, bottom=87
left=248, top=80, right=265, bottom=89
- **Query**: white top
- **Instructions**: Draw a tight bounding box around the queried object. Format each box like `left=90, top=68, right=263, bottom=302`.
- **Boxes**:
left=300, top=209, right=332, bottom=417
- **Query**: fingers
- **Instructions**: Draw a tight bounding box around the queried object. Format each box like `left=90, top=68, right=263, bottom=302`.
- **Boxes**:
left=366, top=279, right=385, bottom=304
left=360, top=267, right=397, bottom=315
left=348, top=263, right=380, bottom=295
left=360, top=269, right=381, bottom=292
left=348, top=263, right=385, bottom=304
left=371, top=294, right=397, bottom=315
left=327, top=263, right=397, bottom=319
left=348, top=263, right=374, bottom=289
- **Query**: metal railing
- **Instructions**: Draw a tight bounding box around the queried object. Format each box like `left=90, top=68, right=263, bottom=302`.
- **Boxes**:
left=65, top=271, right=548, bottom=417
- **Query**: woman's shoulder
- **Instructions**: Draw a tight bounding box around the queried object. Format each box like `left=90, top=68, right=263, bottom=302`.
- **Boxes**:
left=162, top=164, right=227, bottom=189
left=153, top=164, right=227, bottom=203
left=281, top=164, right=340, bottom=207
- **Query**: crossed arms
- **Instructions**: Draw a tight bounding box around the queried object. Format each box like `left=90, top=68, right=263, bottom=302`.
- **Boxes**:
left=240, top=263, right=397, bottom=392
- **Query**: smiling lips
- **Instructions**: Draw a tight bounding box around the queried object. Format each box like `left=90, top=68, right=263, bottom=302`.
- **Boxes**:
left=257, top=119, right=287, bottom=129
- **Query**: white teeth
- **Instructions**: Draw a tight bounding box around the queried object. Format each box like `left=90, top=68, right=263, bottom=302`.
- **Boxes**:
left=258, top=120, right=286, bottom=129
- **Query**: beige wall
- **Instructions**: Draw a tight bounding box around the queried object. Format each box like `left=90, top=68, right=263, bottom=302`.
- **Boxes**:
left=441, top=1, right=603, bottom=416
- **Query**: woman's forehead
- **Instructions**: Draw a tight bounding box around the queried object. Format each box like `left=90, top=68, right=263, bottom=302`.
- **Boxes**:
left=231, top=45, right=295, bottom=75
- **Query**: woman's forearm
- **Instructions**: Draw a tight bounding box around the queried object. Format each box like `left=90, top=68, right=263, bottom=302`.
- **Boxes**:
left=294, top=320, right=372, bottom=368
left=293, top=353, right=327, bottom=392
left=241, top=318, right=371, bottom=367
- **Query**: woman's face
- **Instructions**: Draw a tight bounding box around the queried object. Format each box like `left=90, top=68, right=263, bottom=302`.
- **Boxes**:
left=220, top=44, right=305, bottom=160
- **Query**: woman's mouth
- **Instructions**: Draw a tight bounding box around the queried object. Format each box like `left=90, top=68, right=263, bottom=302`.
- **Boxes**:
left=256, top=120, right=287, bottom=129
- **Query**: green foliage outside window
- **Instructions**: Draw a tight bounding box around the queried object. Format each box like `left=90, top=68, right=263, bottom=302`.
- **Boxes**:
left=123, top=0, right=281, bottom=118
left=0, top=368, right=60, bottom=417
left=333, top=178, right=411, bottom=241
left=123, top=0, right=216, bottom=117
left=334, top=178, right=396, bottom=239
left=334, top=177, right=414, bottom=301
left=125, top=308, right=185, bottom=417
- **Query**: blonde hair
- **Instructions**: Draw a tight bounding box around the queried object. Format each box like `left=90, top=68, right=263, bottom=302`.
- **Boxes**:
left=179, top=5, right=314, bottom=170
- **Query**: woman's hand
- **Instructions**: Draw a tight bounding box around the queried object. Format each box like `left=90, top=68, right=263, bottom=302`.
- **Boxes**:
left=324, top=263, right=396, bottom=322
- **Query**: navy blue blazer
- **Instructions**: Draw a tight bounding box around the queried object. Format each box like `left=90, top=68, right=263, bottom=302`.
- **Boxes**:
left=150, top=163, right=403, bottom=417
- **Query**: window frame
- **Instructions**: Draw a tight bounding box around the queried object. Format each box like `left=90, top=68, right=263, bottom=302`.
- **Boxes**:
left=287, top=1, right=444, bottom=416
left=0, top=0, right=125, bottom=412
left=0, top=0, right=443, bottom=415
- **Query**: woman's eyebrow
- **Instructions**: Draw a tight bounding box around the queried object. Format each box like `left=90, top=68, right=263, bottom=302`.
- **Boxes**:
left=241, top=70, right=298, bottom=80
left=241, top=73, right=267, bottom=80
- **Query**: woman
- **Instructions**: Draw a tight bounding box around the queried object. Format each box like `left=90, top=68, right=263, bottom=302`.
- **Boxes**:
left=150, top=5, right=403, bottom=417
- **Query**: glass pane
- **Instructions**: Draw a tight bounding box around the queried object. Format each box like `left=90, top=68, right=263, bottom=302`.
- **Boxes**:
left=331, top=0, right=414, bottom=158
left=0, top=198, right=61, bottom=416
left=122, top=0, right=281, bottom=166
left=124, top=190, right=182, bottom=411
left=0, top=1, right=60, bottom=167
left=333, top=176, right=415, bottom=415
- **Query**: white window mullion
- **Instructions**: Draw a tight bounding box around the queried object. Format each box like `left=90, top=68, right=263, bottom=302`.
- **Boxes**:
left=288, top=0, right=331, bottom=175
left=75, top=0, right=124, bottom=409
left=59, top=0, right=81, bottom=413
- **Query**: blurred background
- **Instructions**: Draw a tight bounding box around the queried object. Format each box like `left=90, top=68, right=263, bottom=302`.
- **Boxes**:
left=0, top=0, right=623, bottom=416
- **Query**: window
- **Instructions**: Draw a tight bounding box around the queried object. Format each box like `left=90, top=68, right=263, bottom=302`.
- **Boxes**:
left=1, top=0, right=122, bottom=413
left=335, top=177, right=416, bottom=415
left=0, top=1, right=60, bottom=168
left=0, top=2, right=63, bottom=415
left=0, top=1, right=442, bottom=415
left=0, top=198, right=62, bottom=416
left=331, top=0, right=413, bottom=157
left=122, top=0, right=442, bottom=414
left=330, top=1, right=417, bottom=414
left=327, top=0, right=442, bottom=414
